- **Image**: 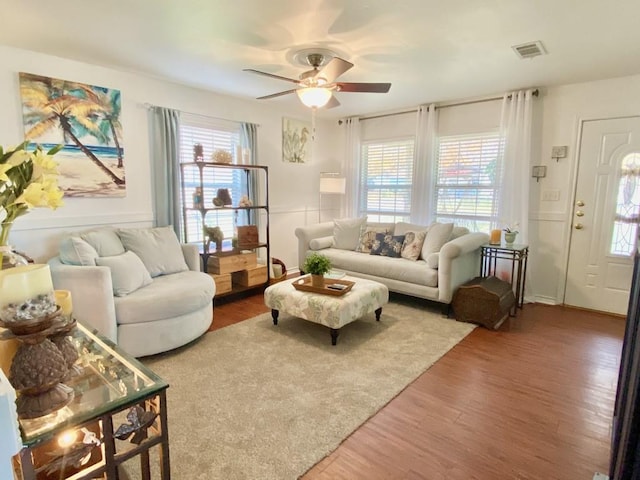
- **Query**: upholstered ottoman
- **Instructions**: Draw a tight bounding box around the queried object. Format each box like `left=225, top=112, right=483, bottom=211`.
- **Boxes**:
left=264, top=276, right=389, bottom=345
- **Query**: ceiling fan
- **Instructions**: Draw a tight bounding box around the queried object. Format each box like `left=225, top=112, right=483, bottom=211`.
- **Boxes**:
left=244, top=52, right=391, bottom=109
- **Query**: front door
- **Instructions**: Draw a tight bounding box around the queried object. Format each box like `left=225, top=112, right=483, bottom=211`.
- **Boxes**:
left=565, top=117, right=640, bottom=314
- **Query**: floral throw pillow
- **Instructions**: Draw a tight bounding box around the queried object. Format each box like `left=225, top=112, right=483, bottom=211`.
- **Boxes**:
left=357, top=226, right=392, bottom=253
left=370, top=233, right=406, bottom=258
left=400, top=230, right=427, bottom=261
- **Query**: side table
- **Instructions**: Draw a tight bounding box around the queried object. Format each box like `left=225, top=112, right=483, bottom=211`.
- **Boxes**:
left=480, top=243, right=529, bottom=315
left=11, top=323, right=170, bottom=480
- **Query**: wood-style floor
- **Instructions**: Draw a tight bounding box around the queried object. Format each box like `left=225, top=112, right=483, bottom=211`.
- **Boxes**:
left=212, top=292, right=625, bottom=480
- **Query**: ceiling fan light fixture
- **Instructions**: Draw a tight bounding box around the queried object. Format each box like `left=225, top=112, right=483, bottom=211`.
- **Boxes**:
left=296, top=87, right=332, bottom=108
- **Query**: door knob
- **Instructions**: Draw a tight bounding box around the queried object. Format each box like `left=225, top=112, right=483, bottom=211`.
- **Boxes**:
left=574, top=223, right=584, bottom=230
left=576, top=200, right=585, bottom=207
left=576, top=210, right=584, bottom=217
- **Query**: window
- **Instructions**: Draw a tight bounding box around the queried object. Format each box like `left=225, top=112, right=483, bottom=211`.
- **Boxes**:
left=360, top=138, right=414, bottom=223
left=179, top=118, right=242, bottom=244
left=433, top=132, right=502, bottom=232
left=611, top=152, right=640, bottom=256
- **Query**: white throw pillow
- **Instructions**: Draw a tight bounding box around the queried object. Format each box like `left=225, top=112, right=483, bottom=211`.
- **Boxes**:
left=421, top=222, right=454, bottom=259
left=59, top=236, right=99, bottom=266
left=80, top=229, right=126, bottom=257
left=309, top=236, right=334, bottom=250
left=332, top=217, right=367, bottom=250
left=117, top=226, right=188, bottom=277
left=394, top=222, right=428, bottom=236
left=96, top=251, right=152, bottom=297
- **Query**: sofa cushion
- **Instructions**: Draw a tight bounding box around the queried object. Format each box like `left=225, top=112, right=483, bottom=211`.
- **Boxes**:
left=117, top=226, right=189, bottom=277
left=421, top=222, right=454, bottom=259
left=450, top=226, right=470, bottom=240
left=401, top=231, right=427, bottom=261
left=370, top=233, right=405, bottom=257
left=394, top=222, right=428, bottom=236
left=357, top=225, right=392, bottom=254
left=316, top=248, right=438, bottom=287
left=114, top=271, right=215, bottom=325
left=59, top=236, right=99, bottom=266
left=332, top=217, right=367, bottom=250
left=96, top=251, right=152, bottom=297
left=80, top=228, right=125, bottom=257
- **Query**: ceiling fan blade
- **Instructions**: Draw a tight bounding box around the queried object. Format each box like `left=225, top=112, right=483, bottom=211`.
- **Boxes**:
left=325, top=96, right=341, bottom=109
left=256, top=89, right=297, bottom=100
left=317, top=57, right=354, bottom=83
left=336, top=82, right=391, bottom=93
left=243, top=69, right=300, bottom=85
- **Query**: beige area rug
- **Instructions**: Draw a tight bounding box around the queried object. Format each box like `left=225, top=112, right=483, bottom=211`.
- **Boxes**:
left=141, top=301, right=476, bottom=480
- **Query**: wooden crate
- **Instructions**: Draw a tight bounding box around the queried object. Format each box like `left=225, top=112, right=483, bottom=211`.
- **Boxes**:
left=237, top=225, right=259, bottom=248
left=208, top=273, right=232, bottom=296
left=232, top=265, right=268, bottom=287
left=207, top=252, right=257, bottom=274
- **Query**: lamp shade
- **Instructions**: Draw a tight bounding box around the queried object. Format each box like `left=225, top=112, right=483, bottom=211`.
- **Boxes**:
left=319, top=176, right=346, bottom=194
left=296, top=87, right=332, bottom=108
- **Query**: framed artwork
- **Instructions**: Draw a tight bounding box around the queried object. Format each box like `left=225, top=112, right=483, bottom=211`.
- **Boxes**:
left=282, top=117, right=311, bottom=163
left=19, top=72, right=126, bottom=197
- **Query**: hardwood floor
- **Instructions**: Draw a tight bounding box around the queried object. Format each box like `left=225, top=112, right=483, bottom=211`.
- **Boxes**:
left=211, top=292, right=625, bottom=480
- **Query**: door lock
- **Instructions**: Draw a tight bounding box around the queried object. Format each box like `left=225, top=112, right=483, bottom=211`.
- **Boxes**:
left=574, top=223, right=584, bottom=230
left=576, top=210, right=584, bottom=217
left=576, top=200, right=585, bottom=207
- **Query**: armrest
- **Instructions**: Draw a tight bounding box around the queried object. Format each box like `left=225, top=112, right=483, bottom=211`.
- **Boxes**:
left=181, top=244, right=200, bottom=271
left=294, top=222, right=334, bottom=271
left=47, top=257, right=118, bottom=343
left=437, top=232, right=489, bottom=303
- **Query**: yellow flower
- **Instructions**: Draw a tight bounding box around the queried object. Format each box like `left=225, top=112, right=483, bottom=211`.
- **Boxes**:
left=31, top=149, right=59, bottom=178
left=0, top=163, right=12, bottom=183
left=1, top=142, right=63, bottom=241
left=16, top=182, right=48, bottom=208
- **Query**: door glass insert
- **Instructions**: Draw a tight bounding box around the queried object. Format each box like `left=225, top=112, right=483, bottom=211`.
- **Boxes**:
left=611, top=152, right=640, bottom=255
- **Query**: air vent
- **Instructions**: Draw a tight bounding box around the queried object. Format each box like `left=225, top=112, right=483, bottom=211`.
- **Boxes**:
left=512, top=41, right=546, bottom=59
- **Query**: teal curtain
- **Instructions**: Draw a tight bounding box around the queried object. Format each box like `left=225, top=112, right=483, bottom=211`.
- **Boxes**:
left=149, top=107, right=181, bottom=237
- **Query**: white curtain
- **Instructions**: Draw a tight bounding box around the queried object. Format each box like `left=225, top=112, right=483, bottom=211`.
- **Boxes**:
left=341, top=117, right=361, bottom=218
left=498, top=89, right=534, bottom=243
left=411, top=104, right=438, bottom=224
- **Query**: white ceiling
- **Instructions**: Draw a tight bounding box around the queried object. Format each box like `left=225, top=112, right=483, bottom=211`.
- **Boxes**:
left=1, top=0, right=639, bottom=118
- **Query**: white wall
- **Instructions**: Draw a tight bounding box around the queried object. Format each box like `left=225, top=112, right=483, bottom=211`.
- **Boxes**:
left=529, top=74, right=640, bottom=304
left=0, top=45, right=339, bottom=272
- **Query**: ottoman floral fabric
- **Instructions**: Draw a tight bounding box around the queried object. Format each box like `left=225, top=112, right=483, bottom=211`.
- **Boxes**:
left=264, top=277, right=389, bottom=329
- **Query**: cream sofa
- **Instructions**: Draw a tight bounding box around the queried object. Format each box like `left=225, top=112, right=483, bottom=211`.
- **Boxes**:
left=295, top=219, right=489, bottom=307
left=47, top=226, right=215, bottom=357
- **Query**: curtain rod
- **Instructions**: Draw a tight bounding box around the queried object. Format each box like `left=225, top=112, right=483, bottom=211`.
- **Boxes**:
left=143, top=103, right=260, bottom=127
left=339, top=89, right=539, bottom=124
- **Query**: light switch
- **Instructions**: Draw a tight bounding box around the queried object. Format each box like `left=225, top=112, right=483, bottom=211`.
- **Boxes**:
left=551, top=146, right=568, bottom=160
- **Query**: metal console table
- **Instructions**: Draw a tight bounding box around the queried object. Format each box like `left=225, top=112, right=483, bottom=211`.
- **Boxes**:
left=11, top=323, right=170, bottom=480
left=480, top=243, right=529, bottom=315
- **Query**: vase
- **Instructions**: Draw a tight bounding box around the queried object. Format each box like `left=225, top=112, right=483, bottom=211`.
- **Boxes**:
left=0, top=245, right=28, bottom=270
left=504, top=232, right=517, bottom=245
left=311, top=274, right=325, bottom=288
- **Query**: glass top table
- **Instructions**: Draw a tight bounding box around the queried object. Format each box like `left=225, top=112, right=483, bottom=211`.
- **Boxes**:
left=12, top=322, right=170, bottom=480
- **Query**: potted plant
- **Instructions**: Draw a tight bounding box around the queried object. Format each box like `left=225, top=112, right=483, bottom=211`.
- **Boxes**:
left=503, top=222, right=519, bottom=244
left=303, top=252, right=332, bottom=288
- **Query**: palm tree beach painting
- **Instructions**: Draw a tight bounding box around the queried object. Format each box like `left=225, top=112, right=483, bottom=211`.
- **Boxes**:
left=19, top=73, right=125, bottom=197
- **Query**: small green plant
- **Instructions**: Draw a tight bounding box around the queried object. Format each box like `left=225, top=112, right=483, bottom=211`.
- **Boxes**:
left=303, top=252, right=332, bottom=276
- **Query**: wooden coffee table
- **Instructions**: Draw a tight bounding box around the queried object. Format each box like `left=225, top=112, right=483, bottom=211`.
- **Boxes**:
left=263, top=276, right=389, bottom=345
